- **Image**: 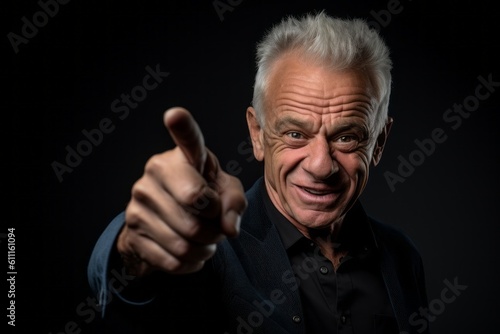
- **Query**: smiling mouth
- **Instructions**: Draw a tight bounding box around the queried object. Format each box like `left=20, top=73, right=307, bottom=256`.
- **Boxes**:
left=300, top=186, right=336, bottom=196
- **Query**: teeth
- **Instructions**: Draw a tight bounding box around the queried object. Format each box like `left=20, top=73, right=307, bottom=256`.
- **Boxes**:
left=305, top=188, right=326, bottom=195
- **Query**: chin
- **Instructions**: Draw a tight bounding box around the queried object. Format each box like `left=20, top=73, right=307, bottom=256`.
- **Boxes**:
left=296, top=210, right=344, bottom=229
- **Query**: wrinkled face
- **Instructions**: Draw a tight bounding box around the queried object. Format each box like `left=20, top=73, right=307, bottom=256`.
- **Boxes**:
left=247, top=53, right=391, bottom=235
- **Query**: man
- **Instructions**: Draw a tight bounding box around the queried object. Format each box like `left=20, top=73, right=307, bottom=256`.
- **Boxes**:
left=88, top=11, right=429, bottom=333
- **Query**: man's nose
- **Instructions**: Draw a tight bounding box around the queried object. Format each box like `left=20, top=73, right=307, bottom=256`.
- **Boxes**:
left=303, top=137, right=339, bottom=179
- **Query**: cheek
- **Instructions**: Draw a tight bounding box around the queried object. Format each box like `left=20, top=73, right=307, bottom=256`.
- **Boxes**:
left=274, top=147, right=308, bottom=176
left=338, top=152, right=371, bottom=180
left=263, top=143, right=286, bottom=185
left=265, top=138, right=296, bottom=170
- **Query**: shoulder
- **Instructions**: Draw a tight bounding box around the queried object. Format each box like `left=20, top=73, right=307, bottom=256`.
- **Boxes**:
left=244, top=176, right=265, bottom=202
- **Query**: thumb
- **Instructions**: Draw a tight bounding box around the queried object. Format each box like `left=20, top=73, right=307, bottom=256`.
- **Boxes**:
left=217, top=172, right=248, bottom=237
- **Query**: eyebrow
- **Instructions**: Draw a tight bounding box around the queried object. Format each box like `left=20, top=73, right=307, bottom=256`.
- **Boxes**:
left=332, top=121, right=369, bottom=139
left=274, top=116, right=313, bottom=133
left=332, top=121, right=366, bottom=132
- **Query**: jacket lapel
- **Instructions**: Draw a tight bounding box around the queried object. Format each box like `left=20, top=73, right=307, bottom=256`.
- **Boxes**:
left=230, top=177, right=305, bottom=333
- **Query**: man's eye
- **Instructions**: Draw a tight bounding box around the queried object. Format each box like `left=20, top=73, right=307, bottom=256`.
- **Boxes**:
left=333, top=135, right=361, bottom=152
left=286, top=132, right=303, bottom=139
left=338, top=135, right=356, bottom=142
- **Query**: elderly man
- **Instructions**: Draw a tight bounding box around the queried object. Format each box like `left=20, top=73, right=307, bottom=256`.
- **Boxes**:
left=88, top=11, right=429, bottom=334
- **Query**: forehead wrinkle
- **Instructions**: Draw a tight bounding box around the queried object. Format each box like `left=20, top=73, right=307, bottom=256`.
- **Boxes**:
left=277, top=70, right=372, bottom=95
left=272, top=105, right=371, bottom=137
left=275, top=90, right=373, bottom=115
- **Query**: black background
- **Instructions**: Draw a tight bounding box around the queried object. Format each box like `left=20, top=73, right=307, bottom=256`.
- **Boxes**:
left=3, top=0, right=500, bottom=333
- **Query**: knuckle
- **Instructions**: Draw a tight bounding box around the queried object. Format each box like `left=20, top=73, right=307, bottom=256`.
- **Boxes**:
left=117, top=231, right=142, bottom=261
left=181, top=185, right=221, bottom=221
left=171, top=238, right=192, bottom=258
left=116, top=231, right=130, bottom=255
left=179, top=183, right=207, bottom=207
left=181, top=215, right=204, bottom=239
left=130, top=179, right=151, bottom=202
left=144, top=153, right=166, bottom=175
left=124, top=204, right=144, bottom=229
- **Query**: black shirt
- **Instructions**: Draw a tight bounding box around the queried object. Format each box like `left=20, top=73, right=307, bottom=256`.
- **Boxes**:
left=261, top=187, right=398, bottom=333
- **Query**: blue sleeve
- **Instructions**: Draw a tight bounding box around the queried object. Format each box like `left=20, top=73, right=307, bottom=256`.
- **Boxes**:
left=87, top=212, right=154, bottom=316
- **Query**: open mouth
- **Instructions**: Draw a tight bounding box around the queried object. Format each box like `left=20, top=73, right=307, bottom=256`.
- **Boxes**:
left=293, top=181, right=346, bottom=205
left=301, top=187, right=334, bottom=196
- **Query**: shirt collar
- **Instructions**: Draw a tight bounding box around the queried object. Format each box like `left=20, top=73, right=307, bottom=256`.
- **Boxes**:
left=261, top=185, right=304, bottom=250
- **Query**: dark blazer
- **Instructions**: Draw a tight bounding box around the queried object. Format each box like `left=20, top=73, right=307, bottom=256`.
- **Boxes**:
left=88, top=177, right=430, bottom=334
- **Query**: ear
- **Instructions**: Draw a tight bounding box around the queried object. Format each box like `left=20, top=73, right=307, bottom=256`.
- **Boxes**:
left=246, top=106, right=265, bottom=161
left=371, top=117, right=393, bottom=167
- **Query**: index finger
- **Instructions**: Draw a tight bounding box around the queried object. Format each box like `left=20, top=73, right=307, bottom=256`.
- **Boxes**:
left=164, top=107, right=207, bottom=173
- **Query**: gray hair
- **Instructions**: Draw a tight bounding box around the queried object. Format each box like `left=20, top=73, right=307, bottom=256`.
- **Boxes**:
left=252, top=11, right=392, bottom=136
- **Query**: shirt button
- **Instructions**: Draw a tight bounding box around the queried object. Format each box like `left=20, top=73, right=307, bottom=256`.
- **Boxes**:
left=292, top=315, right=302, bottom=323
left=319, top=266, right=329, bottom=274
